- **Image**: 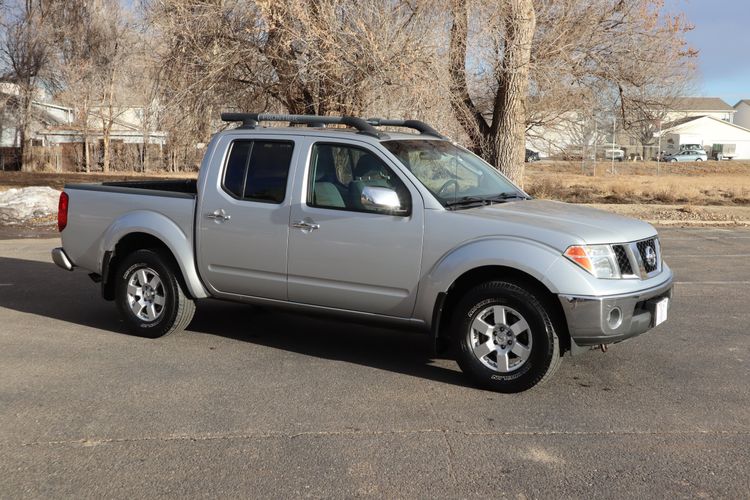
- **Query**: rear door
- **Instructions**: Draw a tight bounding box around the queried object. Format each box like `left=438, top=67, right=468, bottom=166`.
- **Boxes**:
left=286, top=139, right=424, bottom=317
left=197, top=136, right=297, bottom=300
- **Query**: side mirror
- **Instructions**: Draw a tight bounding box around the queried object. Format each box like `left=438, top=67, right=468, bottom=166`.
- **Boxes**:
left=360, top=186, right=406, bottom=214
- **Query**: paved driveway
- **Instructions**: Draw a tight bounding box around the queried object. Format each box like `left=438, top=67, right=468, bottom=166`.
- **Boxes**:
left=1, top=228, right=748, bottom=498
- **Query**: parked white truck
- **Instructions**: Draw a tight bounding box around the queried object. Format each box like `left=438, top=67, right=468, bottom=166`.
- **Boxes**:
left=662, top=133, right=703, bottom=156
left=52, top=113, right=673, bottom=393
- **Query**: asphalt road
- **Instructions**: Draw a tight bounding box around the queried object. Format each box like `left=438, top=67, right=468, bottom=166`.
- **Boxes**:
left=1, top=228, right=748, bottom=498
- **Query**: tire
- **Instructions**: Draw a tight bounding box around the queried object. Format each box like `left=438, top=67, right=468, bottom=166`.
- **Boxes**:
left=451, top=281, right=561, bottom=393
left=670, top=159, right=678, bottom=162
left=115, top=249, right=195, bottom=338
left=696, top=158, right=703, bottom=162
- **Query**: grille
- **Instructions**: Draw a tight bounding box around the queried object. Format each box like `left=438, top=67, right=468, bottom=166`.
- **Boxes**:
left=613, top=245, right=633, bottom=275
left=636, top=238, right=659, bottom=273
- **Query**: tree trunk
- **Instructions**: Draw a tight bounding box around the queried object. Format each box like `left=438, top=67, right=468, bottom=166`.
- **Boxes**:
left=141, top=111, right=150, bottom=173
left=449, top=0, right=536, bottom=187
left=448, top=0, right=490, bottom=154
left=20, top=86, right=34, bottom=172
left=84, top=137, right=90, bottom=173
left=102, top=67, right=117, bottom=173
left=102, top=128, right=111, bottom=173
left=82, top=95, right=91, bottom=173
left=489, top=0, right=536, bottom=186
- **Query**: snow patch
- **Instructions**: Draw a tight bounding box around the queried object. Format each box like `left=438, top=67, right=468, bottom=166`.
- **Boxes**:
left=0, top=186, right=61, bottom=225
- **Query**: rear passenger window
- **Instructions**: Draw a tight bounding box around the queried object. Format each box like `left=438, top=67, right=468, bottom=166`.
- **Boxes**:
left=223, top=140, right=294, bottom=203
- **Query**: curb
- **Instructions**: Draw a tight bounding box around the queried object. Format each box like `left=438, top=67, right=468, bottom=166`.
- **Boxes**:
left=647, top=220, right=750, bottom=226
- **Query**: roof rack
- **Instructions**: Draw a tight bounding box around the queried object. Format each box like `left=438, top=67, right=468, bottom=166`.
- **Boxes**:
left=220, top=112, right=446, bottom=140
left=220, top=113, right=387, bottom=139
left=366, top=118, right=444, bottom=138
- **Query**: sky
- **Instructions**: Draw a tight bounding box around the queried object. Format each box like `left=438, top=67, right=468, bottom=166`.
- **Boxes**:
left=668, top=0, right=750, bottom=105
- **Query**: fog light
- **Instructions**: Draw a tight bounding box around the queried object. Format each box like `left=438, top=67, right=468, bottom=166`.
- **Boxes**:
left=607, top=307, right=623, bottom=329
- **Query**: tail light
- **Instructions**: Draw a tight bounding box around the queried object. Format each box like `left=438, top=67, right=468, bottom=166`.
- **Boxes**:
left=58, top=192, right=69, bottom=232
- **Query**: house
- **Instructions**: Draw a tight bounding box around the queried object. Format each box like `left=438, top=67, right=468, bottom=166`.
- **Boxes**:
left=37, top=106, right=167, bottom=148
left=664, top=97, right=736, bottom=123
left=525, top=97, right=741, bottom=160
left=734, top=100, right=750, bottom=129
left=0, top=86, right=75, bottom=148
left=655, top=115, right=750, bottom=159
left=0, top=82, right=167, bottom=170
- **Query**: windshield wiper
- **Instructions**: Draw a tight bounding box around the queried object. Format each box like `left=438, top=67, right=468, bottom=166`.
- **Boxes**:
left=444, top=193, right=529, bottom=210
left=484, top=192, right=530, bottom=202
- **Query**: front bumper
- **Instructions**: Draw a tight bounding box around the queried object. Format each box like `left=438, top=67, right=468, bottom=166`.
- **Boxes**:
left=558, top=275, right=673, bottom=347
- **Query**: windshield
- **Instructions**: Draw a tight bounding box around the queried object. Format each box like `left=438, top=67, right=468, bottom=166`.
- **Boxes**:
left=382, top=140, right=526, bottom=208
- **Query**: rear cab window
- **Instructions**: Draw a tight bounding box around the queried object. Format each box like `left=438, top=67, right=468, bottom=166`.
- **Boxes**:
left=223, top=140, right=294, bottom=203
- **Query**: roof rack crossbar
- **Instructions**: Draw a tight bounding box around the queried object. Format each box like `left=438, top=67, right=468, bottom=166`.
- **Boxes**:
left=220, top=112, right=386, bottom=138
left=366, top=118, right=444, bottom=138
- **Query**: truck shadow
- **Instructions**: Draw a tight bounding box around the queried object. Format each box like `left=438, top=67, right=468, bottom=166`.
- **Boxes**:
left=0, top=256, right=468, bottom=388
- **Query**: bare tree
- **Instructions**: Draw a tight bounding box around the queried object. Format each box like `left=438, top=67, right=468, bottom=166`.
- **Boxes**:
left=146, top=0, right=437, bottom=149
left=1, top=0, right=54, bottom=171
left=449, top=0, right=536, bottom=185
left=48, top=0, right=99, bottom=171
left=448, top=0, right=694, bottom=183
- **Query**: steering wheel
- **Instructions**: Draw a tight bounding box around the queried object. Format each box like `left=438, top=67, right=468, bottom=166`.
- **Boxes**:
left=437, top=179, right=460, bottom=198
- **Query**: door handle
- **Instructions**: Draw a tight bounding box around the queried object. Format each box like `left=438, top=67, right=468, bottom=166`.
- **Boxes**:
left=292, top=219, right=320, bottom=232
left=205, top=209, right=231, bottom=222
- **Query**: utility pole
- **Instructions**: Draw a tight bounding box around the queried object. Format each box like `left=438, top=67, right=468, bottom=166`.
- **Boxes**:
left=656, top=119, right=662, bottom=176
left=593, top=119, right=598, bottom=176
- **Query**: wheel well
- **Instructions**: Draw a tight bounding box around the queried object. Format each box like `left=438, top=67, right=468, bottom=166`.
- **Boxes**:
left=433, top=266, right=571, bottom=355
left=102, top=232, right=186, bottom=300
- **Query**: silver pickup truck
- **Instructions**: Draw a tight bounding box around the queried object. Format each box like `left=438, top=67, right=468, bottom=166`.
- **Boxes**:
left=52, top=113, right=673, bottom=392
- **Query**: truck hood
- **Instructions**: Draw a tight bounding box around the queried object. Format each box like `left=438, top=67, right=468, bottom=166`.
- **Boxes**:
left=460, top=199, right=656, bottom=247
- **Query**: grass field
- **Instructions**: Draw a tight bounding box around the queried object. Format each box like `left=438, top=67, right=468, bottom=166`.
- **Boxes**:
left=525, top=160, right=750, bottom=206
left=2, top=160, right=750, bottom=208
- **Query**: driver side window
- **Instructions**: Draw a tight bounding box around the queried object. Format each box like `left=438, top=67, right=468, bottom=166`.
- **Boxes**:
left=307, top=143, right=411, bottom=215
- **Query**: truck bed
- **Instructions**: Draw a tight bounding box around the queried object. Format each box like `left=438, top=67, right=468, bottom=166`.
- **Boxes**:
left=67, top=179, right=198, bottom=198
left=61, top=180, right=198, bottom=275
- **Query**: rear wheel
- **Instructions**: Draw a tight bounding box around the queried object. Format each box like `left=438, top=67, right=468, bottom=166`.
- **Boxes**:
left=452, top=281, right=561, bottom=393
left=115, top=249, right=195, bottom=338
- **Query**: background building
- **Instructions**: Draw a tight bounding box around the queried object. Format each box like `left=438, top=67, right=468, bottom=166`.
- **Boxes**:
left=734, top=100, right=750, bottom=129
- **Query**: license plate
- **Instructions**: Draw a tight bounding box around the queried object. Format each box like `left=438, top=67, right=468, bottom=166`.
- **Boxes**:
left=654, top=298, right=669, bottom=326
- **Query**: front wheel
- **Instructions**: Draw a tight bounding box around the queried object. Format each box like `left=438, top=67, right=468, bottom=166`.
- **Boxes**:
left=115, top=249, right=195, bottom=338
left=452, top=281, right=561, bottom=393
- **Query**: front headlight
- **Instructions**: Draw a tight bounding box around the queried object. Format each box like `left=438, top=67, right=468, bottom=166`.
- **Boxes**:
left=564, top=245, right=621, bottom=279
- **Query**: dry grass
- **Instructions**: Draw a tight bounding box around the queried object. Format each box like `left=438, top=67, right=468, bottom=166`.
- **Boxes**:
left=526, top=160, right=750, bottom=206
left=2, top=160, right=750, bottom=207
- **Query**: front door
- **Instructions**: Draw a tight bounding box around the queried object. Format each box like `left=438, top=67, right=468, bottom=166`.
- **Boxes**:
left=287, top=141, right=424, bottom=317
left=197, top=137, right=297, bottom=300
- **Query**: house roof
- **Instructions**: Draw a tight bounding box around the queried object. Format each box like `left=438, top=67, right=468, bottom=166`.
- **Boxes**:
left=661, top=115, right=705, bottom=130
left=671, top=97, right=734, bottom=112
left=734, top=100, right=750, bottom=108
left=660, top=114, right=750, bottom=135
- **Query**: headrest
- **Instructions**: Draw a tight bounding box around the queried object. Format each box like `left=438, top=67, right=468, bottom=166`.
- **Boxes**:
left=354, top=154, right=384, bottom=179
left=315, top=146, right=337, bottom=181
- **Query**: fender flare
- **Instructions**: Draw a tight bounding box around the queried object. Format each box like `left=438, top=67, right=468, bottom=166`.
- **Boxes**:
left=413, top=236, right=593, bottom=329
left=101, top=210, right=209, bottom=299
